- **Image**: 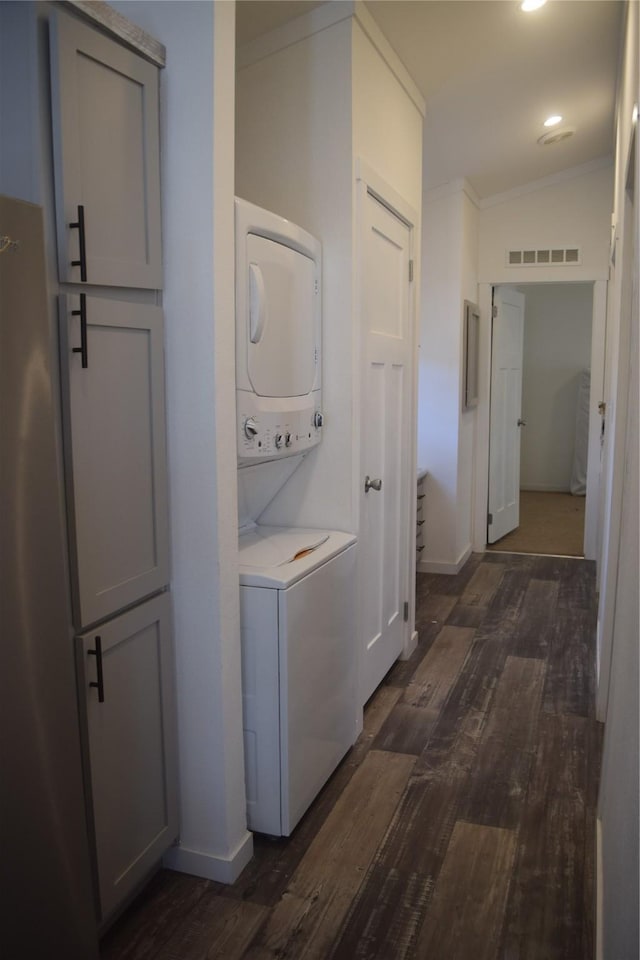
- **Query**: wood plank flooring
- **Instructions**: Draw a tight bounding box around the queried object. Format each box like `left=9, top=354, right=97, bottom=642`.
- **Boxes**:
left=101, top=552, right=601, bottom=960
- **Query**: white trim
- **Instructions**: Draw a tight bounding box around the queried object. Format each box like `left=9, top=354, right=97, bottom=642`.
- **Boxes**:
left=584, top=280, right=608, bottom=560
left=400, top=630, right=419, bottom=661
left=352, top=2, right=425, bottom=117
left=474, top=278, right=609, bottom=554
left=355, top=158, right=419, bottom=229
left=473, top=282, right=494, bottom=551
left=479, top=156, right=614, bottom=210
left=418, top=543, right=473, bottom=576
left=237, top=1, right=354, bottom=71
left=424, top=177, right=481, bottom=208
left=163, top=831, right=254, bottom=885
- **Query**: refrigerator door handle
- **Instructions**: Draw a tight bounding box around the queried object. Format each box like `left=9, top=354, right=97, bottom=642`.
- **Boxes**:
left=88, top=636, right=104, bottom=702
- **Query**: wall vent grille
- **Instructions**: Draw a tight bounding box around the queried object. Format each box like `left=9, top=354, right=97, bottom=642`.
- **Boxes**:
left=506, top=247, right=581, bottom=267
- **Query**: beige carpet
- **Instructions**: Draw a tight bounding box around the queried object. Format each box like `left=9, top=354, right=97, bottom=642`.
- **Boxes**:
left=487, top=490, right=586, bottom=557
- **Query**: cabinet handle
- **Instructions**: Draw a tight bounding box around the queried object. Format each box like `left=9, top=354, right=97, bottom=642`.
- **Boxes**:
left=71, top=294, right=88, bottom=368
left=88, top=635, right=104, bottom=703
left=69, top=204, right=87, bottom=281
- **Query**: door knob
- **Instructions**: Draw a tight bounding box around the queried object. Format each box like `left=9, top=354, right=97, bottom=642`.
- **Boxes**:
left=517, top=418, right=527, bottom=427
left=364, top=476, right=382, bottom=493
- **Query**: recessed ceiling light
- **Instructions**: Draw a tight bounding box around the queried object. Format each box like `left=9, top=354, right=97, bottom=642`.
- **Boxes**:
left=521, top=0, right=547, bottom=11
left=633, top=104, right=639, bottom=124
left=544, top=115, right=563, bottom=127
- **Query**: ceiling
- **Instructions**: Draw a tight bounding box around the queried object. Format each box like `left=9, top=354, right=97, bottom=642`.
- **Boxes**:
left=235, top=0, right=624, bottom=199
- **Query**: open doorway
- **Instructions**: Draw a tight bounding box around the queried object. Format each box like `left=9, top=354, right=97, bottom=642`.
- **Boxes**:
left=487, top=281, right=597, bottom=557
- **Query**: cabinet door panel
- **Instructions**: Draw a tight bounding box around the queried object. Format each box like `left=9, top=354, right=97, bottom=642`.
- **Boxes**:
left=60, top=295, right=169, bottom=628
left=50, top=11, right=162, bottom=288
left=77, top=594, right=178, bottom=921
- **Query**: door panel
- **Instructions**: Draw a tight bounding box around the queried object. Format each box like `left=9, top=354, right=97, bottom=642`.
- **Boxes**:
left=360, top=192, right=412, bottom=705
left=49, top=11, right=162, bottom=288
left=59, top=295, right=169, bottom=628
left=488, top=286, right=525, bottom=543
left=77, top=594, right=178, bottom=922
left=246, top=234, right=316, bottom=398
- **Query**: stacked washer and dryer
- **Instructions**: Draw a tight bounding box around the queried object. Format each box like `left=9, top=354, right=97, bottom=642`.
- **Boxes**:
left=235, top=198, right=357, bottom=836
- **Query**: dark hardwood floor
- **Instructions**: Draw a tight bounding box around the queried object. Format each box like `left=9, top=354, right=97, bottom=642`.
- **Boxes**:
left=101, top=552, right=602, bottom=960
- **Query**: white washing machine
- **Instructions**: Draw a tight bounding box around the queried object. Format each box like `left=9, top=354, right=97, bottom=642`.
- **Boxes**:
left=235, top=198, right=357, bottom=836
left=239, top=526, right=356, bottom=836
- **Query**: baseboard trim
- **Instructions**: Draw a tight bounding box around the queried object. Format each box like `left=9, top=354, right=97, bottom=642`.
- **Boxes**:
left=163, top=830, right=254, bottom=885
left=596, top=817, right=603, bottom=960
left=417, top=544, right=472, bottom=575
left=400, top=629, right=418, bottom=660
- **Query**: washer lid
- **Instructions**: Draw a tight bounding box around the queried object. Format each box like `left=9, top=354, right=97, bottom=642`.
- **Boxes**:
left=238, top=526, right=356, bottom=588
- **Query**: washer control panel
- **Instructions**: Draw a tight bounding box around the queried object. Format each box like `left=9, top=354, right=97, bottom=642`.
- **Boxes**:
left=237, top=402, right=323, bottom=463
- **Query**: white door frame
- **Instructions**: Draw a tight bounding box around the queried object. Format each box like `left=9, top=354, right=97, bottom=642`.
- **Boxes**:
left=354, top=159, right=420, bottom=708
left=473, top=279, right=608, bottom=557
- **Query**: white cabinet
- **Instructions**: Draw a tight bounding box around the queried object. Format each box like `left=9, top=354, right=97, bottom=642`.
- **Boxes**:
left=59, top=294, right=169, bottom=629
left=76, top=594, right=178, bottom=921
left=49, top=9, right=176, bottom=926
left=49, top=11, right=162, bottom=289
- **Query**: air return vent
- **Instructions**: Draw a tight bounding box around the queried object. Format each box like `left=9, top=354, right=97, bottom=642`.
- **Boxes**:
left=506, top=247, right=581, bottom=267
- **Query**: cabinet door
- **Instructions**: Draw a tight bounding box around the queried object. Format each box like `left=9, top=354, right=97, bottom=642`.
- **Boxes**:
left=49, top=11, right=162, bottom=289
left=59, top=294, right=169, bottom=628
left=77, top=594, right=178, bottom=922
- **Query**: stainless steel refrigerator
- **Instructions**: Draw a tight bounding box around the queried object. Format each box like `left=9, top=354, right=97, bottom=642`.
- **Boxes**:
left=0, top=195, right=98, bottom=959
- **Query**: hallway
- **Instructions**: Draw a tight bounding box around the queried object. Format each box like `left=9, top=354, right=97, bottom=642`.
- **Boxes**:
left=102, top=552, right=601, bottom=960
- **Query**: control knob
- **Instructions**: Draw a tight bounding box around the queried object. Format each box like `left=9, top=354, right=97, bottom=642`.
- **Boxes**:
left=243, top=417, right=259, bottom=439
left=275, top=433, right=284, bottom=449
left=285, top=432, right=293, bottom=447
left=313, top=411, right=324, bottom=429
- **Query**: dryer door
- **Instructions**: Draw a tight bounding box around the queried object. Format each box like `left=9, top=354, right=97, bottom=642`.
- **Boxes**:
left=246, top=234, right=317, bottom=398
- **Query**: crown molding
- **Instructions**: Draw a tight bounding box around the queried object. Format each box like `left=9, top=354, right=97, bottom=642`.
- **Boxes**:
left=479, top=156, right=614, bottom=210
left=237, top=1, right=354, bottom=71
left=236, top=0, right=426, bottom=119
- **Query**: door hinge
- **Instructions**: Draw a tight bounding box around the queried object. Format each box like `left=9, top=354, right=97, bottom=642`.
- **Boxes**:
left=409, top=260, right=414, bottom=282
left=403, top=601, right=409, bottom=622
left=488, top=512, right=493, bottom=525
left=492, top=305, right=498, bottom=318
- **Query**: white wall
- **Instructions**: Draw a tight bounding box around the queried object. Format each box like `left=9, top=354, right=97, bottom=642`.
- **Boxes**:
left=519, top=283, right=593, bottom=491
left=419, top=180, right=478, bottom=571
left=479, top=163, right=613, bottom=284
left=351, top=18, right=423, bottom=212
left=110, top=0, right=252, bottom=883
left=236, top=17, right=355, bottom=533
left=597, top=2, right=639, bottom=956
left=236, top=10, right=423, bottom=537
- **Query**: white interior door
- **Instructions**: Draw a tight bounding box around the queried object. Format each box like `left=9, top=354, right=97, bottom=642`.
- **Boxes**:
left=360, top=190, right=412, bottom=705
left=488, top=286, right=525, bottom=543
